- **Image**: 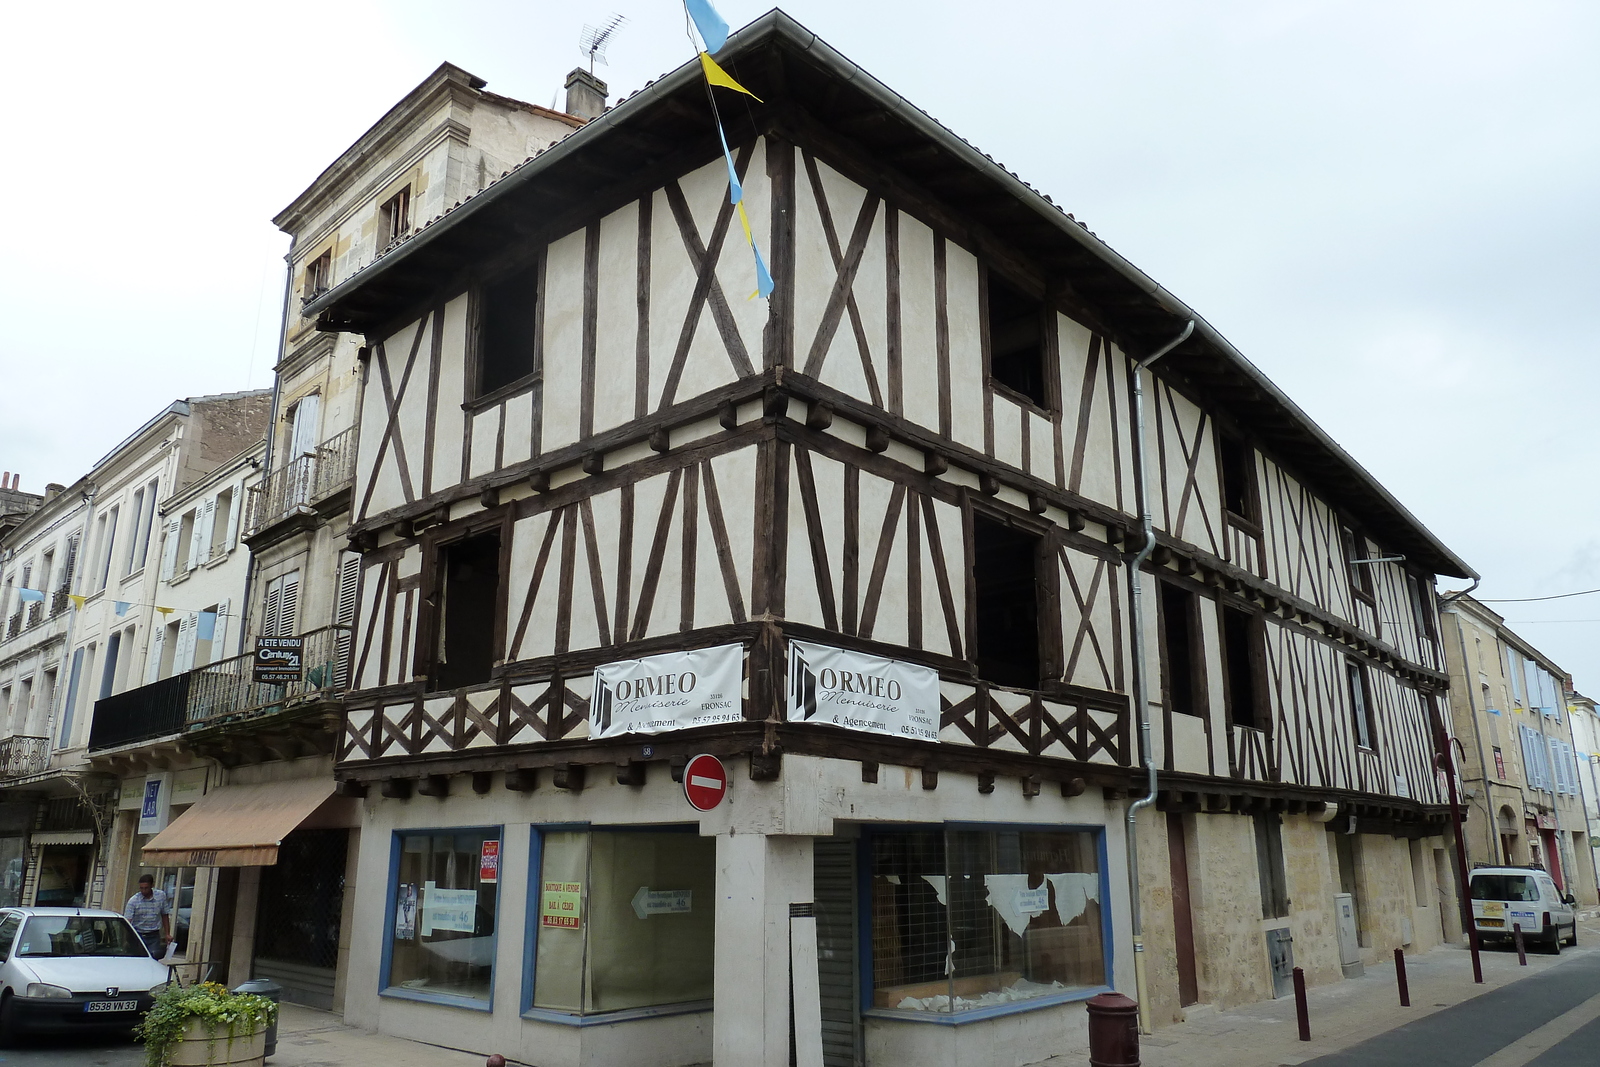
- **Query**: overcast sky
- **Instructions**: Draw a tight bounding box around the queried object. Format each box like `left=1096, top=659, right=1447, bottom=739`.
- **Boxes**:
left=2, top=1, right=1596, bottom=690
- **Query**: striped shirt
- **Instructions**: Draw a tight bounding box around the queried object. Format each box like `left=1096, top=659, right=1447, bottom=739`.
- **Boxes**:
left=124, top=888, right=170, bottom=933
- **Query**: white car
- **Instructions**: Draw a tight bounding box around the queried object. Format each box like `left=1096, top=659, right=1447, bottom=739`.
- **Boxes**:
left=1468, top=866, right=1578, bottom=954
left=0, top=907, right=170, bottom=1043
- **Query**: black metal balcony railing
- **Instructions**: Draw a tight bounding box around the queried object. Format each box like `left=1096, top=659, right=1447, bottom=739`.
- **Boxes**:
left=244, top=427, right=357, bottom=536
left=87, top=625, right=353, bottom=752
left=4, top=612, right=18, bottom=639
left=50, top=590, right=69, bottom=617
left=88, top=673, right=190, bottom=751
left=24, top=602, right=41, bottom=628
left=0, top=735, right=50, bottom=778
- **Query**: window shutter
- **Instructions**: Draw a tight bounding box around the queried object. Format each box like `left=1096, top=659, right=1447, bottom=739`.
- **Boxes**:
left=261, top=582, right=282, bottom=642
left=213, top=599, right=231, bottom=660
left=223, top=488, right=242, bottom=551
left=279, top=572, right=301, bottom=637
left=336, top=553, right=361, bottom=627
left=60, top=535, right=79, bottom=594
left=174, top=613, right=198, bottom=673
left=146, top=625, right=166, bottom=685
left=159, top=517, right=182, bottom=581
left=195, top=499, right=217, bottom=566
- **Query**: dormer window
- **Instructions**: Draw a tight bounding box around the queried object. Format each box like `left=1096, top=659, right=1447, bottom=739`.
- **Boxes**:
left=378, top=187, right=411, bottom=249
left=985, top=269, right=1049, bottom=408
left=303, top=250, right=332, bottom=302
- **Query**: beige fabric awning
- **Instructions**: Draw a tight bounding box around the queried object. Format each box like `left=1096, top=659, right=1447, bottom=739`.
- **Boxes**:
left=141, top=778, right=335, bottom=867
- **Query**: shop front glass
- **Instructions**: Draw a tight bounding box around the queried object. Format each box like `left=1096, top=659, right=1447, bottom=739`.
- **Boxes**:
left=531, top=829, right=715, bottom=1015
left=386, top=828, right=500, bottom=1004
left=869, top=827, right=1106, bottom=1013
left=0, top=837, right=26, bottom=908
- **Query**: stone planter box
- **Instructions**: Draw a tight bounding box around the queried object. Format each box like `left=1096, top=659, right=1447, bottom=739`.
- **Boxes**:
left=164, top=1018, right=266, bottom=1066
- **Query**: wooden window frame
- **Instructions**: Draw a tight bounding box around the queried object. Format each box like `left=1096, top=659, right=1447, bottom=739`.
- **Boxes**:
left=1219, top=603, right=1269, bottom=737
left=378, top=186, right=411, bottom=249
left=1346, top=657, right=1377, bottom=752
left=466, top=252, right=546, bottom=408
left=1216, top=432, right=1262, bottom=538
left=1157, top=578, right=1206, bottom=719
left=415, top=509, right=514, bottom=692
left=302, top=250, right=332, bottom=302
left=964, top=499, right=1062, bottom=692
left=1341, top=525, right=1376, bottom=607
left=978, top=263, right=1059, bottom=416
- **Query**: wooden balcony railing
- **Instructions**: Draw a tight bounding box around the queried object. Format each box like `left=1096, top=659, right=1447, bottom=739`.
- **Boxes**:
left=244, top=427, right=357, bottom=536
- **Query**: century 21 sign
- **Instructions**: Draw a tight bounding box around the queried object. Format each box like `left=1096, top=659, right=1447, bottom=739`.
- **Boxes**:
left=253, top=637, right=304, bottom=683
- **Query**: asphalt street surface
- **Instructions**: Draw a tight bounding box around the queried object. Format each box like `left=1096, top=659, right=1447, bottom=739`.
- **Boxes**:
left=1307, top=942, right=1600, bottom=1067
left=0, top=1029, right=142, bottom=1066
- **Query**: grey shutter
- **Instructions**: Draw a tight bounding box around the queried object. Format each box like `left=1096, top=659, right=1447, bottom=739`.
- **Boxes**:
left=223, top=487, right=242, bottom=551
left=261, top=581, right=283, bottom=641
left=213, top=598, right=231, bottom=660
left=174, top=613, right=198, bottom=673
left=146, top=624, right=167, bottom=684
left=278, top=571, right=300, bottom=637
left=158, top=516, right=182, bottom=581
left=194, top=499, right=217, bottom=567
left=813, top=839, right=860, bottom=1067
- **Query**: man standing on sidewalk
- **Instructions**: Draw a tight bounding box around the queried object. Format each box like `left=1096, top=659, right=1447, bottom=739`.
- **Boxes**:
left=124, top=874, right=170, bottom=959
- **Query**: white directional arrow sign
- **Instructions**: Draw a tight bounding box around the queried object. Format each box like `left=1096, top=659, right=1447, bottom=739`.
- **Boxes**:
left=631, top=886, right=694, bottom=919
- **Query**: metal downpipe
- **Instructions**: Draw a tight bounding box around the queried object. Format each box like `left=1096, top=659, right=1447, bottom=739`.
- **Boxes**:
left=1125, top=320, right=1193, bottom=1034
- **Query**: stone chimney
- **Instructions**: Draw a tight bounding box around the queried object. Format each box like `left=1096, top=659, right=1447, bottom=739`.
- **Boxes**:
left=43, top=483, right=65, bottom=501
left=564, top=68, right=609, bottom=122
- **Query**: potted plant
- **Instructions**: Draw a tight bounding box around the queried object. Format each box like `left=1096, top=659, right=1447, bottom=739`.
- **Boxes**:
left=136, top=980, right=278, bottom=1067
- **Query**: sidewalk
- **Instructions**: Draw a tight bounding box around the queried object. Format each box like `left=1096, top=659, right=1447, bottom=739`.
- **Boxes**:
left=1039, top=916, right=1600, bottom=1067
left=270, top=1004, right=490, bottom=1067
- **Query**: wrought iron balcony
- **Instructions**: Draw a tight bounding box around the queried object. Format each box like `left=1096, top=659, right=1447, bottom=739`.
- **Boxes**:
left=4, top=612, right=18, bottom=639
left=88, top=625, right=354, bottom=752
left=0, top=735, right=50, bottom=778
left=244, top=426, right=357, bottom=536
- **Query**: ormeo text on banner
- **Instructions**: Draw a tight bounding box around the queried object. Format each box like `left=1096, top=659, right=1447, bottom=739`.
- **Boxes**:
left=590, top=643, right=743, bottom=738
left=786, top=640, right=940, bottom=742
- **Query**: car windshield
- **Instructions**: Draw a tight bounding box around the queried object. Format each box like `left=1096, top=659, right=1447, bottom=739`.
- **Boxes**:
left=17, top=915, right=150, bottom=958
left=1471, top=874, right=1540, bottom=902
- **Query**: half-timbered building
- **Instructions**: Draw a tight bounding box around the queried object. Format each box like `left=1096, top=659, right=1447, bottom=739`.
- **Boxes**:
left=304, top=12, right=1477, bottom=1066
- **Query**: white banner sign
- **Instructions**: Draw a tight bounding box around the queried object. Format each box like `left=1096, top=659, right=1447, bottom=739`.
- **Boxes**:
left=421, top=886, right=478, bottom=936
left=590, top=644, right=744, bottom=738
left=786, top=640, right=940, bottom=742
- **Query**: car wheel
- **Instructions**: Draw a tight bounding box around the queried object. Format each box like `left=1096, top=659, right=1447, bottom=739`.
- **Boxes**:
left=1547, top=926, right=1563, bottom=954
left=0, top=990, right=18, bottom=1048
left=1567, top=922, right=1579, bottom=947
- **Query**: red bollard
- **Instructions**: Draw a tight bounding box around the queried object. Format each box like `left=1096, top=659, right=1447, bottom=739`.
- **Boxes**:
left=1293, top=966, right=1310, bottom=1041
left=1086, top=991, right=1140, bottom=1067
left=1514, top=923, right=1527, bottom=966
left=1394, top=948, right=1410, bottom=1007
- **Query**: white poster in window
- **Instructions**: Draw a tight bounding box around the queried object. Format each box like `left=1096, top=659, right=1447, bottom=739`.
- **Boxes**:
left=786, top=640, right=940, bottom=742
left=422, top=887, right=478, bottom=935
left=590, top=643, right=743, bottom=738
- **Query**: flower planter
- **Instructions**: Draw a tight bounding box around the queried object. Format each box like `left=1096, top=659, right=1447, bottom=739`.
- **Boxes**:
left=163, top=1017, right=266, bottom=1067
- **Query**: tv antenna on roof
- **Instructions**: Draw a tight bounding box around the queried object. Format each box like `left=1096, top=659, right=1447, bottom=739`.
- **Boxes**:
left=580, top=14, right=628, bottom=74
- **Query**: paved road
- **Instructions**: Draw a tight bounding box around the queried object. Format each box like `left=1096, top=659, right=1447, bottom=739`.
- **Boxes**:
left=0, top=1031, right=142, bottom=1066
left=1306, top=944, right=1600, bottom=1067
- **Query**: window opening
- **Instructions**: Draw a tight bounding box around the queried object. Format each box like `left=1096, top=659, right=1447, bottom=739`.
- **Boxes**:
left=986, top=271, right=1048, bottom=407
left=1159, top=582, right=1202, bottom=716
left=1406, top=573, right=1437, bottom=644
left=1342, top=527, right=1374, bottom=601
left=303, top=250, right=332, bottom=300
left=1347, top=659, right=1375, bottom=750
left=386, top=828, right=499, bottom=1003
left=433, top=533, right=501, bottom=691
left=973, top=515, right=1041, bottom=689
left=1221, top=606, right=1262, bottom=730
left=476, top=261, right=541, bottom=397
left=1218, top=434, right=1256, bottom=523
left=378, top=186, right=411, bottom=248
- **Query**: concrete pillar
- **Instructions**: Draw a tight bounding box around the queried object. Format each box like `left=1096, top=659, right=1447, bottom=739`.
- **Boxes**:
left=712, top=833, right=814, bottom=1067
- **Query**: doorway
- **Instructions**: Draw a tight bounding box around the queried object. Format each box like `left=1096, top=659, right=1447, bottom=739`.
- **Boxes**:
left=34, top=845, right=92, bottom=905
left=1167, top=813, right=1199, bottom=1006
left=252, top=829, right=348, bottom=1008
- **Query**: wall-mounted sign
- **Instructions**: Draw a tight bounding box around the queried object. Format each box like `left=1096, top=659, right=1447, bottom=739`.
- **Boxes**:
left=253, top=637, right=304, bottom=683
left=682, top=753, right=728, bottom=812
left=137, top=773, right=171, bottom=835
left=631, top=887, right=693, bottom=919
left=786, top=640, right=940, bottom=743
left=479, top=840, right=500, bottom=884
left=590, top=644, right=743, bottom=738
left=541, top=881, right=583, bottom=928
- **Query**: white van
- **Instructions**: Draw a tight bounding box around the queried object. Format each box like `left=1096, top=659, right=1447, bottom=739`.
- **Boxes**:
left=1468, top=866, right=1577, bottom=953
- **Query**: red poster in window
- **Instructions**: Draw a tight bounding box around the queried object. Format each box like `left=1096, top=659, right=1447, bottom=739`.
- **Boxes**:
left=479, top=840, right=500, bottom=884
left=1494, top=748, right=1506, bottom=780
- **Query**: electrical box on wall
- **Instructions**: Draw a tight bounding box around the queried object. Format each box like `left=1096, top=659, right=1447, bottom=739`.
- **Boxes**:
left=1335, top=892, right=1364, bottom=978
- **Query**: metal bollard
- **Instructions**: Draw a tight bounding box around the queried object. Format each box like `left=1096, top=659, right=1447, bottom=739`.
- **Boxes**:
left=1514, top=923, right=1527, bottom=966
left=1293, top=966, right=1310, bottom=1041
left=1394, top=948, right=1410, bottom=1007
left=231, top=978, right=282, bottom=1059
left=1086, top=991, right=1140, bottom=1067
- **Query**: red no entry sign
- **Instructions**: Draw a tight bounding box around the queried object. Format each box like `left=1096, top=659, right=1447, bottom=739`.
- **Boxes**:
left=683, top=753, right=728, bottom=811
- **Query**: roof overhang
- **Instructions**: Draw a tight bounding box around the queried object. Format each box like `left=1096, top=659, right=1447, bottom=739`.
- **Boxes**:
left=303, top=9, right=1474, bottom=580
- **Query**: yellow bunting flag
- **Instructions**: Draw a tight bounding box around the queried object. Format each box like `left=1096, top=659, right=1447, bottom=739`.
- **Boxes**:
left=67, top=594, right=88, bottom=610
left=699, top=52, right=762, bottom=101
left=155, top=606, right=175, bottom=617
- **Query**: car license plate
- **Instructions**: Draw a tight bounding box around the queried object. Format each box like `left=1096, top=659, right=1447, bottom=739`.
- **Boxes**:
left=85, top=999, right=139, bottom=1013
left=1478, top=918, right=1505, bottom=928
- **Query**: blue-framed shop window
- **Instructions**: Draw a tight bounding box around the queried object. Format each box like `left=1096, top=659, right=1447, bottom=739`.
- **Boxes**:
left=380, top=826, right=504, bottom=1011
left=521, top=824, right=716, bottom=1025
left=858, top=823, right=1113, bottom=1024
